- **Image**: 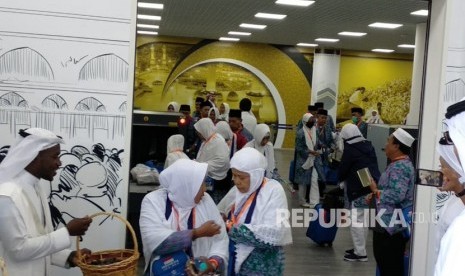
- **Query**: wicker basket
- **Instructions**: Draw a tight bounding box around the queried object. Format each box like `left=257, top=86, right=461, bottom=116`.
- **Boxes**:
left=0, top=257, right=8, bottom=276
left=76, top=212, right=140, bottom=276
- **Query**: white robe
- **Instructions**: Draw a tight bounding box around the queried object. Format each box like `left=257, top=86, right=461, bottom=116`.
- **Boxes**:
left=435, top=208, right=465, bottom=276
left=0, top=171, right=71, bottom=276
left=241, top=111, right=257, bottom=135
left=139, top=188, right=229, bottom=272
left=164, top=135, right=189, bottom=169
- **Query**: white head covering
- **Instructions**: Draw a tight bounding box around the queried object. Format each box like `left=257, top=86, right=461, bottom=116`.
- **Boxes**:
left=446, top=97, right=465, bottom=177
left=341, top=123, right=366, bottom=144
left=437, top=144, right=465, bottom=183
left=208, top=107, right=220, bottom=122
left=252, top=124, right=271, bottom=152
left=0, top=128, right=64, bottom=184
left=220, top=103, right=230, bottom=122
left=393, top=128, right=415, bottom=147
left=216, top=121, right=233, bottom=141
left=167, top=101, right=180, bottom=112
left=160, top=159, right=207, bottom=210
left=164, top=134, right=189, bottom=168
left=194, top=118, right=216, bottom=141
left=230, top=147, right=267, bottom=214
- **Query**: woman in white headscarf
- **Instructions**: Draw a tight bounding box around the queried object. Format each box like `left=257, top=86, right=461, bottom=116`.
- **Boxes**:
left=226, top=147, right=292, bottom=276
left=216, top=121, right=238, bottom=159
left=140, top=159, right=229, bottom=276
left=167, top=101, right=180, bottom=112
left=245, top=124, right=276, bottom=178
left=164, top=134, right=189, bottom=169
left=194, top=118, right=231, bottom=203
left=219, top=102, right=230, bottom=122
left=294, top=113, right=320, bottom=207
left=208, top=107, right=220, bottom=125
left=434, top=98, right=465, bottom=276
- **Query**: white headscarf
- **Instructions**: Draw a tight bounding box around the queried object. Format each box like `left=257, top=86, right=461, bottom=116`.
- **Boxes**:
left=219, top=103, right=230, bottom=121
left=230, top=147, right=267, bottom=213
left=340, top=123, right=366, bottom=144
left=164, top=134, right=189, bottom=169
left=0, top=128, right=64, bottom=184
left=194, top=118, right=216, bottom=141
left=216, top=121, right=233, bottom=141
left=245, top=124, right=275, bottom=177
left=446, top=97, right=465, bottom=180
left=208, top=107, right=220, bottom=122
left=437, top=144, right=465, bottom=183
left=251, top=124, right=271, bottom=153
left=167, top=101, right=180, bottom=112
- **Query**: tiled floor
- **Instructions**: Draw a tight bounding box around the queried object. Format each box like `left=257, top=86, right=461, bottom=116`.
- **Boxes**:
left=136, top=149, right=377, bottom=275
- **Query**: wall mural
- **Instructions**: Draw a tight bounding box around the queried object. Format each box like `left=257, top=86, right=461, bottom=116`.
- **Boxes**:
left=0, top=1, right=132, bottom=274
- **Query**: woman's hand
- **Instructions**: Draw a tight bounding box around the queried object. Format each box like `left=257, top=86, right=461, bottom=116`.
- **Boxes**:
left=193, top=220, right=221, bottom=240
left=438, top=167, right=462, bottom=194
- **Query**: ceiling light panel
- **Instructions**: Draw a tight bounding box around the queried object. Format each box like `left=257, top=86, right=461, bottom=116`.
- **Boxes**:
left=137, top=14, right=161, bottom=21
left=410, top=10, right=428, bottom=16
left=297, top=43, right=318, bottom=47
left=137, top=30, right=158, bottom=35
left=398, top=44, right=415, bottom=48
left=137, top=24, right=159, bottom=29
left=315, top=38, right=339, bottom=42
left=228, top=31, right=251, bottom=36
left=372, top=49, right=394, bottom=53
left=369, top=22, right=403, bottom=29
left=219, top=37, right=240, bottom=41
left=255, top=12, right=287, bottom=20
left=239, top=23, right=267, bottom=29
left=275, top=0, right=315, bottom=7
left=138, top=2, right=164, bottom=9
left=338, top=31, right=367, bottom=37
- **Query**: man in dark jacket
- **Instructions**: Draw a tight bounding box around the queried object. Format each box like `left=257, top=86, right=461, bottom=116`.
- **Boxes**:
left=338, top=124, right=380, bottom=262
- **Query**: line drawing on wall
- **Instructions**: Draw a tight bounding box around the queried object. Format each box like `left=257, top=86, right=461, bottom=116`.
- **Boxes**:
left=48, top=143, right=124, bottom=228
left=79, top=53, right=128, bottom=83
left=73, top=97, right=109, bottom=139
left=0, top=91, right=31, bottom=134
left=445, top=78, right=465, bottom=103
left=0, top=47, right=54, bottom=81
left=112, top=101, right=127, bottom=139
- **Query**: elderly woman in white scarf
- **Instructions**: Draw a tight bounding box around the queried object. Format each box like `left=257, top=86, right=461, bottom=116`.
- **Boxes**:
left=245, top=124, right=276, bottom=178
left=194, top=118, right=231, bottom=203
left=219, top=102, right=230, bottom=122
left=294, top=113, right=320, bottom=208
left=225, top=147, right=292, bottom=275
left=434, top=98, right=465, bottom=276
left=208, top=106, right=220, bottom=125
left=164, top=134, right=189, bottom=169
left=140, top=159, right=229, bottom=276
left=167, top=101, right=180, bottom=112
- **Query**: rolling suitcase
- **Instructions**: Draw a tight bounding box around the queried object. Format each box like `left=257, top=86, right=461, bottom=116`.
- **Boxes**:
left=306, top=203, right=338, bottom=246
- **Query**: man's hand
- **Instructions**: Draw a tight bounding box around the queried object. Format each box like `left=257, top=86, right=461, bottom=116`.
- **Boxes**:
left=67, top=248, right=92, bottom=267
left=193, top=220, right=221, bottom=239
left=66, top=216, right=92, bottom=236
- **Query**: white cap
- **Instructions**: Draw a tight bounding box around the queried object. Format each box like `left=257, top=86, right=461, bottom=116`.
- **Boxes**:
left=392, top=128, right=415, bottom=147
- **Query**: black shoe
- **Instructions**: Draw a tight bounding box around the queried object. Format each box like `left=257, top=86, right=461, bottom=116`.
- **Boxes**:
left=345, top=248, right=354, bottom=255
left=344, top=252, right=368, bottom=262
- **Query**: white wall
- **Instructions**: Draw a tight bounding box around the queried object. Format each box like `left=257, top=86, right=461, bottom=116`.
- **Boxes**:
left=0, top=0, right=135, bottom=275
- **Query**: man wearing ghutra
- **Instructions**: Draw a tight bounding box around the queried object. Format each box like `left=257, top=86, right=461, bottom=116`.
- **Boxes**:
left=0, top=128, right=92, bottom=276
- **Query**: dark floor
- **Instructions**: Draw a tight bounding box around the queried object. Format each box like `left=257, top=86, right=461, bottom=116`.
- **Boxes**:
left=136, top=149, right=377, bottom=275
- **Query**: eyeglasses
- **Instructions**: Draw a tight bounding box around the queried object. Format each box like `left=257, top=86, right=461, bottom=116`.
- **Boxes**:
left=440, top=121, right=454, bottom=145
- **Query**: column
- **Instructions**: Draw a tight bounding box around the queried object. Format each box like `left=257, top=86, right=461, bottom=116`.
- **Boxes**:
left=311, top=48, right=341, bottom=120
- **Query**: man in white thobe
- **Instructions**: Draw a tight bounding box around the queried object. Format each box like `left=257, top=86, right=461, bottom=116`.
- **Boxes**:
left=0, top=128, right=92, bottom=276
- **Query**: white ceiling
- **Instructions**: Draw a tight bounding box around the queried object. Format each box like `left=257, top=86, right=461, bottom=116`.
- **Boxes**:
left=136, top=0, right=429, bottom=54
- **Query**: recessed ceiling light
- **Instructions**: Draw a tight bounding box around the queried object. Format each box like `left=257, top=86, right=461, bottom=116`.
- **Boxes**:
left=137, top=2, right=164, bottom=9
left=137, top=14, right=162, bottom=21
left=255, top=12, right=287, bottom=20
left=137, top=24, right=159, bottom=29
left=315, top=38, right=339, bottom=42
left=137, top=30, right=158, bottom=35
left=219, top=37, right=240, bottom=41
left=338, top=31, right=367, bottom=37
left=275, top=0, right=315, bottom=7
left=411, top=10, right=428, bottom=16
left=369, top=22, right=402, bottom=29
left=372, top=49, right=395, bottom=53
left=398, top=44, right=415, bottom=48
left=297, top=43, right=318, bottom=47
left=228, top=31, right=251, bottom=36
left=239, top=23, right=267, bottom=30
